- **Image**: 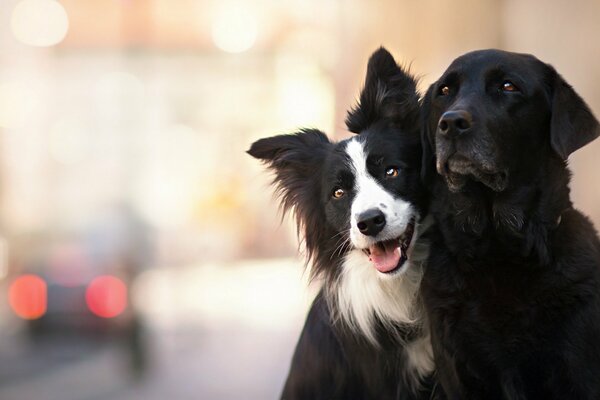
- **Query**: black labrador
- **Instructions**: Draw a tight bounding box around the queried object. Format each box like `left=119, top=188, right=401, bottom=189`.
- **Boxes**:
left=420, top=49, right=600, bottom=399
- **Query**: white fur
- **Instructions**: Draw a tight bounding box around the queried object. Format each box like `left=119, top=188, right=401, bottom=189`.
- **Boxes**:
left=403, top=331, right=435, bottom=385
left=330, top=216, right=432, bottom=344
left=345, top=139, right=415, bottom=250
left=333, top=249, right=423, bottom=343
left=328, top=210, right=435, bottom=384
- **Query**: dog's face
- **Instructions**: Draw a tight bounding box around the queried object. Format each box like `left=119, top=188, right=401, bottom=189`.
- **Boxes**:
left=422, top=49, right=600, bottom=193
left=323, top=123, right=424, bottom=275
left=248, top=48, right=425, bottom=282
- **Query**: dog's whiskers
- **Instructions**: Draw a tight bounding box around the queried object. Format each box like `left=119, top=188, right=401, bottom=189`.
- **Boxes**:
left=330, top=230, right=352, bottom=259
left=332, top=238, right=351, bottom=259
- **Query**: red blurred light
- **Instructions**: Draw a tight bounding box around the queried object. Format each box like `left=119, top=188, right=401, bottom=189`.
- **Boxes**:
left=9, top=274, right=47, bottom=320
left=86, top=275, right=127, bottom=318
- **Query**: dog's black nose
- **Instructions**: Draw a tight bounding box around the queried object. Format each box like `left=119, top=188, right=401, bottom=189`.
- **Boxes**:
left=438, top=110, right=472, bottom=137
left=356, top=209, right=386, bottom=236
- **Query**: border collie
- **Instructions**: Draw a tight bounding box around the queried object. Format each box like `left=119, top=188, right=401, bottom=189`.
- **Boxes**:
left=248, top=48, right=436, bottom=399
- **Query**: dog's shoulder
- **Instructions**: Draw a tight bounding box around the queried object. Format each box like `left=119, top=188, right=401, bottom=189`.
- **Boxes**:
left=282, top=290, right=414, bottom=400
left=555, top=208, right=600, bottom=256
left=550, top=208, right=600, bottom=290
left=281, top=292, right=349, bottom=399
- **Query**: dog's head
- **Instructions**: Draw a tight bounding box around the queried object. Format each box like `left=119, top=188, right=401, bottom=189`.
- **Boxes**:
left=421, top=49, right=600, bottom=193
left=248, top=48, right=424, bottom=283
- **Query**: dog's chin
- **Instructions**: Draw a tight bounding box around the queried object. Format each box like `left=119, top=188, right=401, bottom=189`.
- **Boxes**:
left=441, top=156, right=508, bottom=192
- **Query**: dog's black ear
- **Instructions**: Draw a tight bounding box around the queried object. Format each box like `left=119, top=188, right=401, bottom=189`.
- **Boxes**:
left=550, top=72, right=600, bottom=159
left=345, top=47, right=419, bottom=134
left=247, top=128, right=330, bottom=168
left=420, top=85, right=436, bottom=184
left=247, top=129, right=331, bottom=209
left=248, top=129, right=333, bottom=282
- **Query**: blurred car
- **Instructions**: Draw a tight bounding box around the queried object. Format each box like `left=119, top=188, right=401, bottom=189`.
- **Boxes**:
left=6, top=204, right=152, bottom=377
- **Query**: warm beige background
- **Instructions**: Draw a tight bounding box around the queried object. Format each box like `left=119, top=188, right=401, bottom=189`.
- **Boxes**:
left=0, top=1, right=598, bottom=399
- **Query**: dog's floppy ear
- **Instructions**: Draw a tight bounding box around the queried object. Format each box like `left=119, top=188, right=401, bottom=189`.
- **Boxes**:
left=420, top=85, right=436, bottom=184
left=550, top=71, right=600, bottom=159
left=345, top=47, right=419, bottom=134
left=247, top=129, right=331, bottom=210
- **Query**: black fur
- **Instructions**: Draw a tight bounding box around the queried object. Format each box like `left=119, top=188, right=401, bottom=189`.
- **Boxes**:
left=248, top=129, right=337, bottom=284
left=420, top=49, right=600, bottom=399
left=249, top=47, right=437, bottom=399
left=346, top=47, right=420, bottom=134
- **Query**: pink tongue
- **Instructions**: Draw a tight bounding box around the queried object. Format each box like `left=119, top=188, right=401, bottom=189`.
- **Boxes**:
left=369, top=243, right=402, bottom=273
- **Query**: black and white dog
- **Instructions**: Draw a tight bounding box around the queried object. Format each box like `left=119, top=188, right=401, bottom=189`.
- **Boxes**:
left=248, top=48, right=436, bottom=399
left=421, top=49, right=600, bottom=399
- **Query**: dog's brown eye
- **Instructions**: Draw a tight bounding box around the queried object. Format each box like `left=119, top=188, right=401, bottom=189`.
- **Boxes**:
left=333, top=188, right=345, bottom=198
left=439, top=85, right=450, bottom=96
left=502, top=81, right=519, bottom=92
left=385, top=167, right=399, bottom=178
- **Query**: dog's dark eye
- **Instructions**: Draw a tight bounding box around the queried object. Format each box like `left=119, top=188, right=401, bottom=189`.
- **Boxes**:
left=439, top=85, right=450, bottom=96
left=332, top=188, right=345, bottom=199
left=385, top=167, right=399, bottom=178
left=502, top=81, right=520, bottom=92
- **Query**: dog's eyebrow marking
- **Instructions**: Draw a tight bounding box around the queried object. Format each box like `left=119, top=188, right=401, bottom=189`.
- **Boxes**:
left=346, top=139, right=400, bottom=218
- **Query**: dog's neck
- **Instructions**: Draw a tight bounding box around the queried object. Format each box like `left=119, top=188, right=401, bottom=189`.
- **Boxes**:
left=433, top=157, right=571, bottom=264
left=328, top=250, right=426, bottom=345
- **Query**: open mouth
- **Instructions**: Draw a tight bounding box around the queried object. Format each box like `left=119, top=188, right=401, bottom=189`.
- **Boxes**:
left=361, top=217, right=416, bottom=274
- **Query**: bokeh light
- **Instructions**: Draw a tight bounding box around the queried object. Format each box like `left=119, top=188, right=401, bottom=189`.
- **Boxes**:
left=10, top=0, right=69, bottom=47
left=135, top=123, right=204, bottom=229
left=0, top=81, right=39, bottom=129
left=211, top=2, right=258, bottom=53
left=93, top=71, right=146, bottom=116
left=48, top=116, right=89, bottom=165
left=131, top=259, right=311, bottom=330
left=9, top=274, right=47, bottom=320
left=275, top=61, right=335, bottom=133
left=85, top=275, right=128, bottom=318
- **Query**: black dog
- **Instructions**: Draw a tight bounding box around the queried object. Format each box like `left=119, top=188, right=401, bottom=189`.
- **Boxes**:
left=420, top=49, right=600, bottom=399
left=249, top=48, right=437, bottom=399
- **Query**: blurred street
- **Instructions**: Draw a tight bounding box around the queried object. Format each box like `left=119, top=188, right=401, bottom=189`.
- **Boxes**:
left=0, top=259, right=314, bottom=400
left=0, top=326, right=298, bottom=400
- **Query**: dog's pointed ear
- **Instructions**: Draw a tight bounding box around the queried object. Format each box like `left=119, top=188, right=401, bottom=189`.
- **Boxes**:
left=550, top=72, right=600, bottom=159
left=420, top=85, right=436, bottom=184
left=247, top=129, right=331, bottom=208
left=345, top=47, right=419, bottom=134
left=247, top=128, right=330, bottom=173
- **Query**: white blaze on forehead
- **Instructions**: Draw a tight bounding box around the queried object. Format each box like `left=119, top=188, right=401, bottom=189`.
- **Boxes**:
left=345, top=138, right=413, bottom=248
left=346, top=139, right=395, bottom=210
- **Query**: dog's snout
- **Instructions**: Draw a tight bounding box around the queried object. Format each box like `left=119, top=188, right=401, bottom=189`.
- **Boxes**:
left=356, top=209, right=386, bottom=236
left=438, top=110, right=472, bottom=137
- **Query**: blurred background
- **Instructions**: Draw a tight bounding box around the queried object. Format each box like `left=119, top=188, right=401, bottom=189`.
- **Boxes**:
left=0, top=0, right=599, bottom=399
